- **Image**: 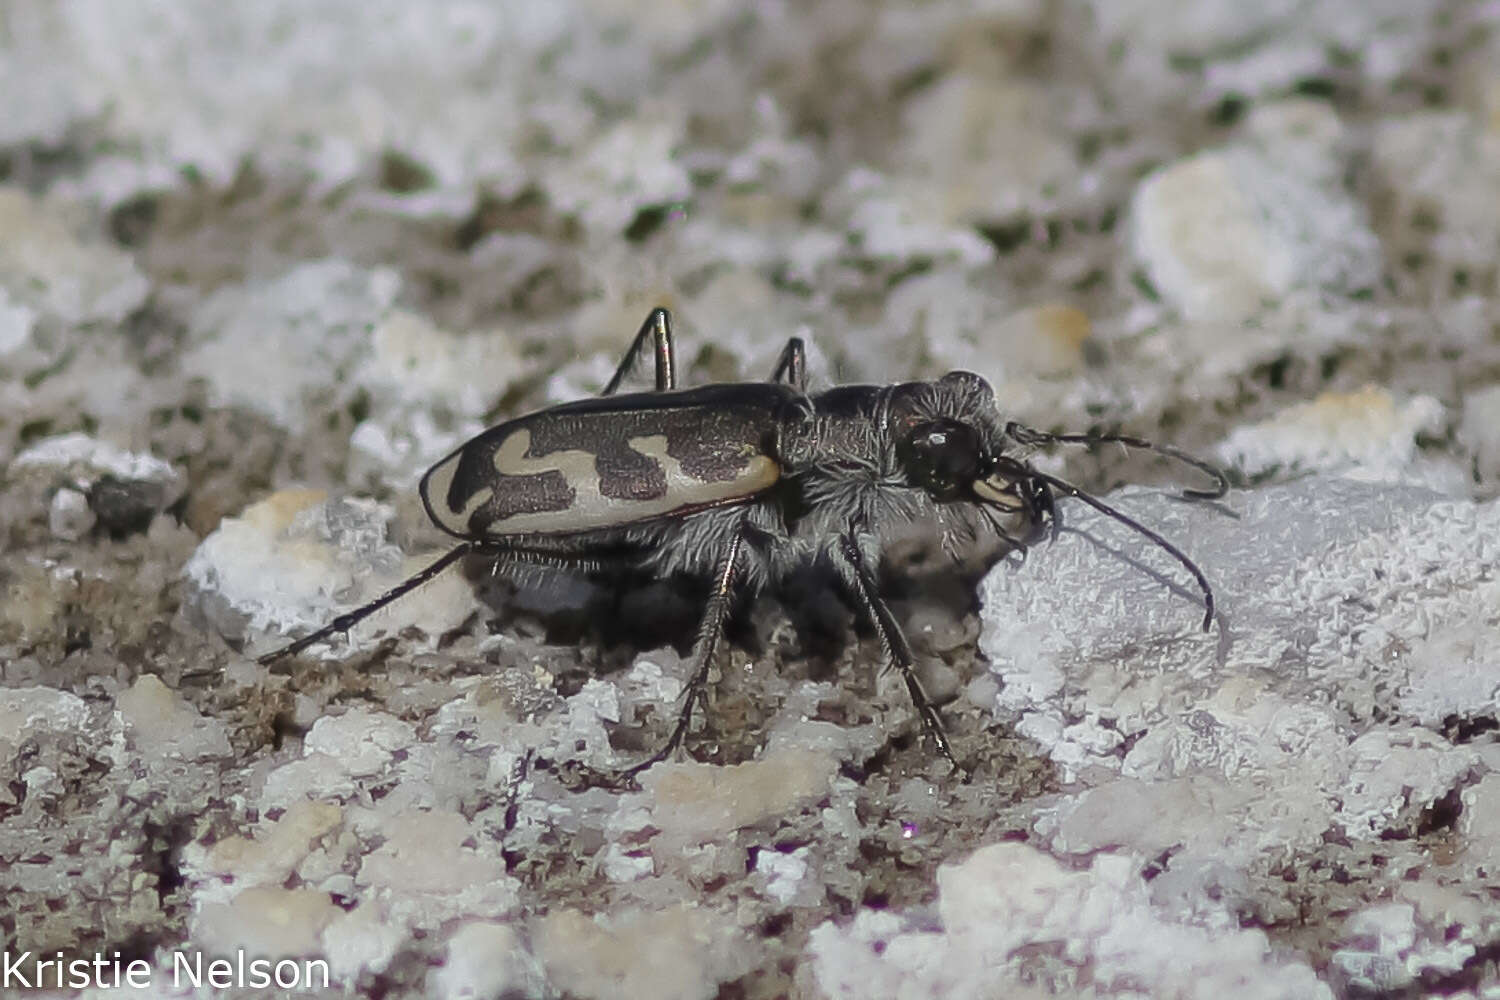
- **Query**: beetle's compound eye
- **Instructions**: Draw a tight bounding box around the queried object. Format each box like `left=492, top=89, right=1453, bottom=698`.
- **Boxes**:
left=897, top=419, right=983, bottom=500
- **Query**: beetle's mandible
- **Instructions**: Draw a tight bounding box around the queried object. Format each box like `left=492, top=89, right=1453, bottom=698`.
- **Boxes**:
left=257, top=308, right=1227, bottom=776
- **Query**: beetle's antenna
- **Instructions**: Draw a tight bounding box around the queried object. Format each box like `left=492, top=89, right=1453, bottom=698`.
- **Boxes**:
left=257, top=542, right=473, bottom=665
left=1020, top=468, right=1217, bottom=632
left=1005, top=422, right=1228, bottom=500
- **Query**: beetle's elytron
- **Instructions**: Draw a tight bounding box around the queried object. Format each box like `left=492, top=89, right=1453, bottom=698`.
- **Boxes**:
left=258, top=308, right=1226, bottom=775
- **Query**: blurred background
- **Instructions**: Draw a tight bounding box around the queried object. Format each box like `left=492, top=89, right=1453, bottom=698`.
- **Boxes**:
left=5, top=0, right=1497, bottom=501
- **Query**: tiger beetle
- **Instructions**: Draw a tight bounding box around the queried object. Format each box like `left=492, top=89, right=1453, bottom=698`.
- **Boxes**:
left=257, top=308, right=1226, bottom=778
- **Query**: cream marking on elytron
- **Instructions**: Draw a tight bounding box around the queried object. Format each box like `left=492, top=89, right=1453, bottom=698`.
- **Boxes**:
left=462, top=428, right=779, bottom=535
left=625, top=433, right=779, bottom=506
left=422, top=450, right=493, bottom=535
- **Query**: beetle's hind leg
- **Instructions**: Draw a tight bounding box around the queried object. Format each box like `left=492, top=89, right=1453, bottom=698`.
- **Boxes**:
left=256, top=542, right=474, bottom=666
left=834, top=534, right=963, bottom=771
left=602, top=307, right=677, bottom=395
left=255, top=539, right=641, bottom=667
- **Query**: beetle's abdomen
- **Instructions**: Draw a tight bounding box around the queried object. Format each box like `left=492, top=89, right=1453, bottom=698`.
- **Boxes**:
left=420, top=386, right=788, bottom=538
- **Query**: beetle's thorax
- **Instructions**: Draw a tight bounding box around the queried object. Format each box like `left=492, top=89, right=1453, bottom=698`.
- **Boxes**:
left=777, top=384, right=895, bottom=474
left=764, top=371, right=1011, bottom=562
left=777, top=372, right=1004, bottom=476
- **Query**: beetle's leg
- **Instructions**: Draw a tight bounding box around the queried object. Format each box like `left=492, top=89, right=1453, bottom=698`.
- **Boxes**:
left=256, top=542, right=474, bottom=665
left=834, top=534, right=962, bottom=770
left=259, top=537, right=656, bottom=668
left=617, top=524, right=747, bottom=779
left=767, top=336, right=807, bottom=391
left=602, top=307, right=677, bottom=395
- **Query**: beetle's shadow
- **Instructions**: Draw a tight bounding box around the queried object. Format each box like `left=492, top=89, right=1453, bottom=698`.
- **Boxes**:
left=1044, top=519, right=1228, bottom=640
left=466, top=560, right=701, bottom=671
left=461, top=546, right=984, bottom=683
left=467, top=565, right=855, bottom=678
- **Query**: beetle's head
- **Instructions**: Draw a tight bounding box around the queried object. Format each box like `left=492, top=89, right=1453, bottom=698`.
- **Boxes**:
left=888, top=370, right=1225, bottom=632
left=895, top=417, right=986, bottom=501
left=890, top=371, right=1040, bottom=513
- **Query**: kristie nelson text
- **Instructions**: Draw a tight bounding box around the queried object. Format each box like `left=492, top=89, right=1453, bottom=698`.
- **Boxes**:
left=2, top=950, right=332, bottom=990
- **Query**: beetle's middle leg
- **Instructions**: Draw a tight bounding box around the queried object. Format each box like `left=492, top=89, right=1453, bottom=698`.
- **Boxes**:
left=617, top=522, right=748, bottom=779
left=602, top=307, right=677, bottom=395
left=834, top=533, right=962, bottom=770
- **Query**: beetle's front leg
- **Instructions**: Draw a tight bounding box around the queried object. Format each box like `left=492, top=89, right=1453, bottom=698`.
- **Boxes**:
left=602, top=307, right=677, bottom=395
left=834, top=534, right=963, bottom=771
